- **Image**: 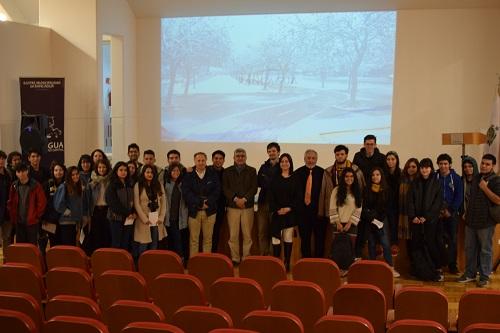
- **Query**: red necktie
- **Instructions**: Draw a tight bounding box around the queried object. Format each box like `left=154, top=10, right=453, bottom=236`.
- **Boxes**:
left=304, top=168, right=312, bottom=205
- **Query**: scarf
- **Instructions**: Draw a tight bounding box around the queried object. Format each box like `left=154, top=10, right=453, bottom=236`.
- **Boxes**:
left=371, top=183, right=381, bottom=193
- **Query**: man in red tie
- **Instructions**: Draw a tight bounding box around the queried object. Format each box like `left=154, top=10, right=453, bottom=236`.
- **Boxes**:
left=295, top=149, right=325, bottom=258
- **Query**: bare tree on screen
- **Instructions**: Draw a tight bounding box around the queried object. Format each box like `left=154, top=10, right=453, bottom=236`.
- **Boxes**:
left=162, top=18, right=230, bottom=105
left=332, top=12, right=395, bottom=106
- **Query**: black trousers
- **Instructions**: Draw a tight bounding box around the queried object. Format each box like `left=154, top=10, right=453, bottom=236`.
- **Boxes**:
left=410, top=222, right=441, bottom=270
left=298, top=206, right=327, bottom=258
left=58, top=224, right=77, bottom=246
left=16, top=223, right=39, bottom=245
left=212, top=204, right=225, bottom=253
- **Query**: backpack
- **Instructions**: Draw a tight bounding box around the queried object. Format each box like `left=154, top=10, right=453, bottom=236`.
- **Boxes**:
left=330, top=232, right=354, bottom=270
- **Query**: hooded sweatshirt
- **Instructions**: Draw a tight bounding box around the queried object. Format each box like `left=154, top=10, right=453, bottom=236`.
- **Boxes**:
left=435, top=169, right=463, bottom=214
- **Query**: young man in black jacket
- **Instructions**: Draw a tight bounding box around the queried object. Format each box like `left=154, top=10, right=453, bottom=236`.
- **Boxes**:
left=458, top=154, right=500, bottom=287
left=256, top=142, right=281, bottom=255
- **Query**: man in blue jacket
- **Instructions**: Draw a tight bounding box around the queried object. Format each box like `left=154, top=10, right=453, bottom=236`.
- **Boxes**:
left=182, top=152, right=221, bottom=257
left=436, top=153, right=463, bottom=274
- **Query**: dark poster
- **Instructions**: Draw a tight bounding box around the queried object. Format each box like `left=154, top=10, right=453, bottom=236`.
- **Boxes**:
left=19, top=78, right=65, bottom=168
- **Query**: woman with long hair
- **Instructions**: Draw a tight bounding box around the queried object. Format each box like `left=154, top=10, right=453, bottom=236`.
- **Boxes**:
left=398, top=158, right=420, bottom=249
left=133, top=165, right=167, bottom=260
left=329, top=167, right=362, bottom=273
left=86, top=158, right=112, bottom=254
left=90, top=149, right=109, bottom=167
left=40, top=161, right=66, bottom=255
left=77, top=154, right=93, bottom=186
left=269, top=153, right=299, bottom=272
left=127, top=160, right=139, bottom=187
left=385, top=151, right=401, bottom=254
left=105, top=161, right=135, bottom=251
left=363, top=167, right=399, bottom=276
left=164, top=163, right=189, bottom=262
left=54, top=166, right=89, bottom=245
left=407, top=158, right=443, bottom=281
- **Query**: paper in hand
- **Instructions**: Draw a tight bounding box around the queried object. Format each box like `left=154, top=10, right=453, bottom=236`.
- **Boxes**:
left=371, top=219, right=384, bottom=229
left=148, top=211, right=159, bottom=226
left=124, top=217, right=135, bottom=226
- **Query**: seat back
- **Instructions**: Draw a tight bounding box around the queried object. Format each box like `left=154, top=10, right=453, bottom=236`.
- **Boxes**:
left=314, top=314, right=374, bottom=333
left=45, top=295, right=102, bottom=320
left=150, top=273, right=206, bottom=322
left=239, top=256, right=287, bottom=307
left=44, top=315, right=109, bottom=333
left=91, top=248, right=134, bottom=277
left=5, top=243, right=45, bottom=275
left=105, top=300, right=165, bottom=333
left=139, top=250, right=184, bottom=286
left=271, top=280, right=326, bottom=333
left=209, top=329, right=259, bottom=333
left=172, top=305, right=233, bottom=333
left=395, top=286, right=448, bottom=329
left=0, top=291, right=42, bottom=331
left=46, top=245, right=90, bottom=271
left=332, top=284, right=386, bottom=333
left=187, top=253, right=233, bottom=299
left=46, top=267, right=94, bottom=299
left=123, top=321, right=186, bottom=333
left=0, top=263, right=45, bottom=304
left=463, top=323, right=500, bottom=333
left=210, top=277, right=265, bottom=327
left=94, top=270, right=148, bottom=311
left=347, top=260, right=394, bottom=310
left=0, top=309, right=37, bottom=333
left=242, top=310, right=304, bottom=333
left=292, top=258, right=341, bottom=309
left=458, top=290, right=500, bottom=333
left=387, top=319, right=447, bottom=333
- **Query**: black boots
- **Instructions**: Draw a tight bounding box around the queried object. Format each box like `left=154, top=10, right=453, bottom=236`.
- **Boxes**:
left=273, top=244, right=281, bottom=258
left=284, top=242, right=293, bottom=272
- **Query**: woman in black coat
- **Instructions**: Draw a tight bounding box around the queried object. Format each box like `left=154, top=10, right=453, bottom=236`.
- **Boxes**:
left=407, top=158, right=443, bottom=279
left=269, top=153, right=300, bottom=271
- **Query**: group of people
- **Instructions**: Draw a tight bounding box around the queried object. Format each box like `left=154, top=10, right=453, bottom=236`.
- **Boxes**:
left=0, top=134, right=498, bottom=287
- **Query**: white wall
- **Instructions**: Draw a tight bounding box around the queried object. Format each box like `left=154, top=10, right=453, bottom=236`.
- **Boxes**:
left=0, top=22, right=52, bottom=152
left=136, top=8, right=500, bottom=169
left=39, top=0, right=98, bottom=165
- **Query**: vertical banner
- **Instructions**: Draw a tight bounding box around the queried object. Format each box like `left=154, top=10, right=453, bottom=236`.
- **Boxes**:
left=19, top=78, right=65, bottom=168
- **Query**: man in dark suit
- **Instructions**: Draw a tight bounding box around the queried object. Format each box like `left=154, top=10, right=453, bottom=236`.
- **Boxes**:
left=295, top=149, right=325, bottom=258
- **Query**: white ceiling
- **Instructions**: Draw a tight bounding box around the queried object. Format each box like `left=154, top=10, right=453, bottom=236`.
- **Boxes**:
left=127, top=0, right=500, bottom=18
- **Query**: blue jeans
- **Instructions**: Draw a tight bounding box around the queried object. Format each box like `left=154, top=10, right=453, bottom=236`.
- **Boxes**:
left=442, top=213, right=459, bottom=269
left=368, top=221, right=393, bottom=266
left=134, top=226, right=159, bottom=262
left=110, top=220, right=133, bottom=251
left=464, top=225, right=495, bottom=280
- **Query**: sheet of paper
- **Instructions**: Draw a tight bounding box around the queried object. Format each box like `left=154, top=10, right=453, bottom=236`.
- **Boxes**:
left=124, top=217, right=135, bottom=226
left=371, top=219, right=384, bottom=229
left=148, top=211, right=159, bottom=226
left=79, top=228, right=85, bottom=244
left=42, top=223, right=57, bottom=234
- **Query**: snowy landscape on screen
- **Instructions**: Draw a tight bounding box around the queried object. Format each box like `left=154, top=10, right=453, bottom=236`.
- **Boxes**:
left=161, top=11, right=396, bottom=144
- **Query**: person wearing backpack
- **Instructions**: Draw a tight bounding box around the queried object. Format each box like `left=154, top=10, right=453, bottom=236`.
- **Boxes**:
left=407, top=158, right=443, bottom=281
left=458, top=154, right=500, bottom=287
left=329, top=167, right=362, bottom=275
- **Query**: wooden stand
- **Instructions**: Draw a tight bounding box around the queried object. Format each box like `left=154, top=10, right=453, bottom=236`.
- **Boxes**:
left=442, top=132, right=486, bottom=157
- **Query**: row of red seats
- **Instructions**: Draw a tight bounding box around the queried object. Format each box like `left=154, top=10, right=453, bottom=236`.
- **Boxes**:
left=2, top=302, right=500, bottom=333
left=1, top=244, right=500, bottom=333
